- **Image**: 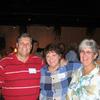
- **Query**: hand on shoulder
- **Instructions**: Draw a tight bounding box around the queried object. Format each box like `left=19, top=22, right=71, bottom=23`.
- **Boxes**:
left=60, top=58, right=68, bottom=67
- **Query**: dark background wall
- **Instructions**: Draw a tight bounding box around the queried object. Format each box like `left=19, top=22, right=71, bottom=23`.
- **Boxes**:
left=0, top=25, right=99, bottom=51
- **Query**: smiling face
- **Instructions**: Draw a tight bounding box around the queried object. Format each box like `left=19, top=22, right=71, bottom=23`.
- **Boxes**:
left=46, top=50, right=61, bottom=68
left=16, top=37, right=32, bottom=59
left=79, top=39, right=98, bottom=68
left=80, top=48, right=97, bottom=67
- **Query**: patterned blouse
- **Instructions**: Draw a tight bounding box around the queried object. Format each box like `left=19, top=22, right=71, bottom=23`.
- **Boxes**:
left=66, top=63, right=100, bottom=100
left=40, top=63, right=81, bottom=100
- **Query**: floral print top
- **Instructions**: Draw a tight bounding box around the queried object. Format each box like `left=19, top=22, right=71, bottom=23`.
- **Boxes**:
left=66, top=63, right=100, bottom=100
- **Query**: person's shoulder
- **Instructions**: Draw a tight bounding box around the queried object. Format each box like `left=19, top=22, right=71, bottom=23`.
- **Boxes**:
left=31, top=54, right=43, bottom=61
left=72, top=62, right=81, bottom=66
left=0, top=54, right=14, bottom=62
left=67, top=62, right=81, bottom=70
left=68, top=62, right=81, bottom=66
left=41, top=65, right=48, bottom=72
left=0, top=54, right=15, bottom=67
left=31, top=54, right=45, bottom=66
left=32, top=54, right=41, bottom=58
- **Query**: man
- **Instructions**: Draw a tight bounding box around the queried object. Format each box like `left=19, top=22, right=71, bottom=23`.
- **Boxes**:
left=0, top=33, right=44, bottom=100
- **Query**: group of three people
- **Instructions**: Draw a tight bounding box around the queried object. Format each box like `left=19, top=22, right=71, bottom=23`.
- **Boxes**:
left=0, top=33, right=99, bottom=100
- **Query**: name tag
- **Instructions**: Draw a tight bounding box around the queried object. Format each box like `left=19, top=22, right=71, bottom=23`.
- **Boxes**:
left=58, top=73, right=66, bottom=79
left=29, top=68, right=37, bottom=74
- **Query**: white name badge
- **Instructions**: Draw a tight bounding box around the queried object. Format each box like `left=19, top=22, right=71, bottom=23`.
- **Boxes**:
left=29, top=68, right=37, bottom=74
left=58, top=73, right=66, bottom=79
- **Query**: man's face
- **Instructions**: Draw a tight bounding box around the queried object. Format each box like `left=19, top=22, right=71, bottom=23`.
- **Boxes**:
left=16, top=37, right=32, bottom=58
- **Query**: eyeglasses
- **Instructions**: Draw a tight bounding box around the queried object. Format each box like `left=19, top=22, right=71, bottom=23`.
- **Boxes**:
left=80, top=50, right=94, bottom=55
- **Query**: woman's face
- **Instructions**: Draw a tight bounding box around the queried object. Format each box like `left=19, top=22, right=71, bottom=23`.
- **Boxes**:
left=80, top=48, right=97, bottom=67
left=46, top=51, right=61, bottom=68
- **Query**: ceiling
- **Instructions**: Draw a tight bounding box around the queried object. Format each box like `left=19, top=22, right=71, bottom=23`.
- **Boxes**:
left=0, top=1, right=100, bottom=27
